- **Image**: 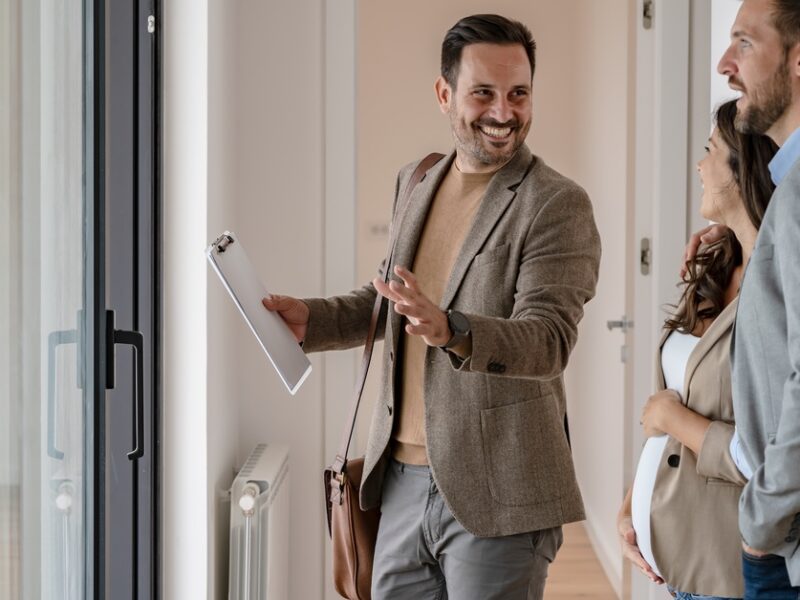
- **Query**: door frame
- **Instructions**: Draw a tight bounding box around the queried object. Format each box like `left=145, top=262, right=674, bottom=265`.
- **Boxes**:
left=91, top=0, right=162, bottom=597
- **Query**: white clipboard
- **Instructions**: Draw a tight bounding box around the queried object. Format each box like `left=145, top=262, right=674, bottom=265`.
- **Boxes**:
left=206, top=231, right=312, bottom=395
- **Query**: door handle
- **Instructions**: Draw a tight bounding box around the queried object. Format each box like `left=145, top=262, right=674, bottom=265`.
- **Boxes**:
left=47, top=329, right=77, bottom=460
left=606, top=316, right=634, bottom=333
left=46, top=312, right=86, bottom=460
left=106, top=310, right=145, bottom=460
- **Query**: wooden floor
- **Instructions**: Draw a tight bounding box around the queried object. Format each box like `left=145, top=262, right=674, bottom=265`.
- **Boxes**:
left=545, top=522, right=619, bottom=599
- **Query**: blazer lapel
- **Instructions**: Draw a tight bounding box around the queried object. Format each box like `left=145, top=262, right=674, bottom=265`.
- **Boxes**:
left=439, top=145, right=535, bottom=310
left=386, top=153, right=453, bottom=354
left=390, top=153, right=453, bottom=274
left=656, top=298, right=738, bottom=396
left=681, top=297, right=738, bottom=394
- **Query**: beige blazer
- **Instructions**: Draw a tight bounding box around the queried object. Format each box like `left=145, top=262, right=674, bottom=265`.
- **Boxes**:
left=303, top=146, right=601, bottom=537
left=650, top=298, right=747, bottom=597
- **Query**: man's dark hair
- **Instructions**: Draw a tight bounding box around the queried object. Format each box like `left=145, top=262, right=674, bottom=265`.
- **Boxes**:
left=771, top=0, right=800, bottom=50
left=440, top=14, right=536, bottom=88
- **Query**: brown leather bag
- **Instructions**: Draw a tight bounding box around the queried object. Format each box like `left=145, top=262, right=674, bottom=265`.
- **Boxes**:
left=324, top=152, right=444, bottom=600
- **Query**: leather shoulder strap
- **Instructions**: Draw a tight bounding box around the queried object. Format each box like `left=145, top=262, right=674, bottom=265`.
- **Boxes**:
left=331, top=152, right=445, bottom=474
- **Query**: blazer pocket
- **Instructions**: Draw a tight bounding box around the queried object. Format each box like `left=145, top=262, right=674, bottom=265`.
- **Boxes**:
left=705, top=476, right=742, bottom=487
left=480, top=396, right=566, bottom=506
left=473, top=243, right=510, bottom=267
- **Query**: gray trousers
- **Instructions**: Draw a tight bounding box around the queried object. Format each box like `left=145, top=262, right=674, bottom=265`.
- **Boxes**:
left=372, top=460, right=563, bottom=600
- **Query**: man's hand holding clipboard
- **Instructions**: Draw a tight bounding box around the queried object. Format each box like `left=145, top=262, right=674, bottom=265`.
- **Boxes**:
left=261, top=294, right=309, bottom=344
left=206, top=231, right=312, bottom=395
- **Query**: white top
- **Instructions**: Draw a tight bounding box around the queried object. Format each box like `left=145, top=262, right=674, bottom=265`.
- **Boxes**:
left=729, top=429, right=753, bottom=479
left=631, top=330, right=701, bottom=578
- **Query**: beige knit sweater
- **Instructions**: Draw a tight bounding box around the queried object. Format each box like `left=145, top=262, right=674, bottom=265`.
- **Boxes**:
left=392, top=162, right=494, bottom=465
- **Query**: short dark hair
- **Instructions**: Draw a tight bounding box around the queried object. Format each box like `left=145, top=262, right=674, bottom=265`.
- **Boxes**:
left=440, top=14, right=536, bottom=88
left=771, top=0, right=800, bottom=50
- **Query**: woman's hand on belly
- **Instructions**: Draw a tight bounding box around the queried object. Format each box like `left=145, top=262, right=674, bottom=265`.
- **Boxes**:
left=618, top=514, right=665, bottom=584
left=641, top=390, right=682, bottom=437
left=641, top=389, right=713, bottom=455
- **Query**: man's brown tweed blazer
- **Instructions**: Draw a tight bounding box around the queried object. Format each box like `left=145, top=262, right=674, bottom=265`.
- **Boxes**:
left=303, top=145, right=601, bottom=537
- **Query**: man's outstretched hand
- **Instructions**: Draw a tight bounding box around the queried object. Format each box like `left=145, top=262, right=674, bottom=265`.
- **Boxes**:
left=261, top=294, right=309, bottom=343
left=373, top=265, right=451, bottom=348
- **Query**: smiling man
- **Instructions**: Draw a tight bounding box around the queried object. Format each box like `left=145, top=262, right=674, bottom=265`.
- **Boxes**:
left=264, top=14, right=600, bottom=599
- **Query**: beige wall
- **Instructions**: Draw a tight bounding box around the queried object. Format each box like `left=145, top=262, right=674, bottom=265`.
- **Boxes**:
left=357, top=2, right=634, bottom=594
left=207, top=0, right=240, bottom=597
left=557, top=3, right=633, bottom=594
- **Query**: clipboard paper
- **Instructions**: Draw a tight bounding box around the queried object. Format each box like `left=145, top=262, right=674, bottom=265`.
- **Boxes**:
left=206, top=231, right=312, bottom=395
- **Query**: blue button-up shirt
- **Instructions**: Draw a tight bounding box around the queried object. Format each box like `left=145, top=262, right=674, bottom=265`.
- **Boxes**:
left=769, top=126, right=800, bottom=185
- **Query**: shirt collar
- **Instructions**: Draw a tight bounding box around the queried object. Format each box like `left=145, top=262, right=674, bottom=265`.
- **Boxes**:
left=769, top=126, right=800, bottom=185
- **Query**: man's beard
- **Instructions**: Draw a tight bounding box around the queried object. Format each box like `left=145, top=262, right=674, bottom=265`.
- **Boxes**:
left=735, top=59, right=792, bottom=135
left=450, top=113, right=528, bottom=168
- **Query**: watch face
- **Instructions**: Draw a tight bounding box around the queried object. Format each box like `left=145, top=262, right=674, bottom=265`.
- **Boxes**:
left=450, top=311, right=470, bottom=334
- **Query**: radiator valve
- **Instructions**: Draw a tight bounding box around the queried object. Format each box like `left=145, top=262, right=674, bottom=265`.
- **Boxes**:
left=238, top=484, right=259, bottom=517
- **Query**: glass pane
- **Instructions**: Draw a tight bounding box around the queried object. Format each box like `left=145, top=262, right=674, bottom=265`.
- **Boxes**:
left=0, top=0, right=95, bottom=598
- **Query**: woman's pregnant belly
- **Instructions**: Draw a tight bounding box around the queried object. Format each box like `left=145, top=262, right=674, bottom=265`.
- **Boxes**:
left=631, top=434, right=668, bottom=578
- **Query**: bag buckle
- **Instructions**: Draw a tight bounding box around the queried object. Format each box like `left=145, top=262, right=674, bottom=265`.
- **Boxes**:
left=329, top=470, right=346, bottom=506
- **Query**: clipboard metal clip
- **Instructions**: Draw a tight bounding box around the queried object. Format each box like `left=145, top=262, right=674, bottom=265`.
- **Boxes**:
left=213, top=232, right=235, bottom=253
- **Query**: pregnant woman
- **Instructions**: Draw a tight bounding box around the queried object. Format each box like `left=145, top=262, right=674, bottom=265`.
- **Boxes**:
left=617, top=100, right=776, bottom=600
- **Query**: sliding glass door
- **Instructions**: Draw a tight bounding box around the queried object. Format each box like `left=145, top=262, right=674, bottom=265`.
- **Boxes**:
left=1, top=0, right=99, bottom=597
left=0, top=0, right=159, bottom=598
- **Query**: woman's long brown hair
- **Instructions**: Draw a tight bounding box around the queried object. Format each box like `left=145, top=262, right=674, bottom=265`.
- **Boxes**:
left=664, top=100, right=777, bottom=334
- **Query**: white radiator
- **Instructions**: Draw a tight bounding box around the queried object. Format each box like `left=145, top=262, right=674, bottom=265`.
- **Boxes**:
left=228, top=443, right=290, bottom=600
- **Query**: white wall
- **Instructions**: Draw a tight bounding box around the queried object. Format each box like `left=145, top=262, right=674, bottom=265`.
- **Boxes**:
left=162, top=1, right=212, bottom=599
left=165, top=0, right=361, bottom=597
left=711, top=0, right=742, bottom=110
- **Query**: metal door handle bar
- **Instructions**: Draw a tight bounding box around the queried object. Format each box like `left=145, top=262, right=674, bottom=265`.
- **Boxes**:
left=106, top=310, right=145, bottom=460
left=606, top=316, right=634, bottom=333
left=47, top=329, right=77, bottom=460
